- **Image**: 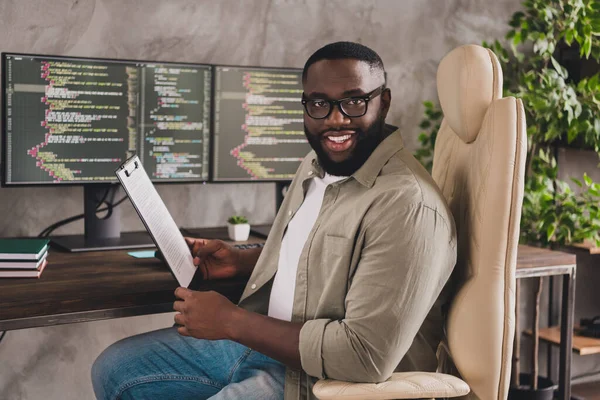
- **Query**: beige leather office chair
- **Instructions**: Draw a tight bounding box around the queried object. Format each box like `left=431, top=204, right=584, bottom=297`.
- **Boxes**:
left=313, top=44, right=527, bottom=400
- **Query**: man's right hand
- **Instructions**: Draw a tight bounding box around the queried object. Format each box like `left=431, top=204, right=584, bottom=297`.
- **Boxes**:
left=184, top=238, right=259, bottom=280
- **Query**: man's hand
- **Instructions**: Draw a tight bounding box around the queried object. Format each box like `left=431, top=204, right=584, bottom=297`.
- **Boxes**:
left=173, top=286, right=303, bottom=370
left=173, top=287, right=240, bottom=340
left=185, top=237, right=256, bottom=280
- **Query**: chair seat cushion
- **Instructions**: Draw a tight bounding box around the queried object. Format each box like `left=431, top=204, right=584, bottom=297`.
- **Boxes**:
left=312, top=371, right=470, bottom=400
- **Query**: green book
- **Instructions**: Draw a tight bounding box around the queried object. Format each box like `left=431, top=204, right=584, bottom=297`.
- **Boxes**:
left=0, top=238, right=50, bottom=260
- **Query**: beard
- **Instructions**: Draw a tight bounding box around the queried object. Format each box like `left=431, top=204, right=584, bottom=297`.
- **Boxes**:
left=304, top=117, right=386, bottom=177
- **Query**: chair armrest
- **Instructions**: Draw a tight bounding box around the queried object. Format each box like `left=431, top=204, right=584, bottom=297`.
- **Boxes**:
left=312, top=371, right=470, bottom=400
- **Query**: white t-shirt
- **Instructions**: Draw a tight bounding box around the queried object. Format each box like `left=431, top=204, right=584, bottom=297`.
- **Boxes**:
left=268, top=173, right=346, bottom=321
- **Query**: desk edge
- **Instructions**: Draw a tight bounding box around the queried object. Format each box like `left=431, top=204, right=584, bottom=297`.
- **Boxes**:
left=0, top=303, right=175, bottom=331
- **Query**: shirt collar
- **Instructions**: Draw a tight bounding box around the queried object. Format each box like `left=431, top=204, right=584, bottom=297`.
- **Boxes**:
left=308, top=124, right=403, bottom=188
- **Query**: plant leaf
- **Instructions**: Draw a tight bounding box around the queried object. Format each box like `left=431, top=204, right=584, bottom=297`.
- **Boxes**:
left=582, top=36, right=592, bottom=58
left=550, top=56, right=566, bottom=78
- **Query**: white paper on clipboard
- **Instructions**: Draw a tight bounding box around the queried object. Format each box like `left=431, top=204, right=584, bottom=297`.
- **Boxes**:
left=116, top=155, right=198, bottom=288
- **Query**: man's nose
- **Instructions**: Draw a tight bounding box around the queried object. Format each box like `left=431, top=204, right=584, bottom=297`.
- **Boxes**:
left=324, top=104, right=351, bottom=127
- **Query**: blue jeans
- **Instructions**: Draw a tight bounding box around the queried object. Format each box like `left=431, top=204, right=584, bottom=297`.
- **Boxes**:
left=91, top=327, right=286, bottom=400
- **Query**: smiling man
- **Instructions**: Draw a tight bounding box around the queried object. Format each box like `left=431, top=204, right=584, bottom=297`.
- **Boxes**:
left=301, top=47, right=388, bottom=177
left=92, top=42, right=457, bottom=400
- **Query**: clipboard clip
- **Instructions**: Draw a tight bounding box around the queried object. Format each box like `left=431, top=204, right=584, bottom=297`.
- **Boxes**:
left=123, top=160, right=139, bottom=177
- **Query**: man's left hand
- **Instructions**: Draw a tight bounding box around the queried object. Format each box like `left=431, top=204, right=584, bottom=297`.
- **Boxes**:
left=173, top=287, right=239, bottom=340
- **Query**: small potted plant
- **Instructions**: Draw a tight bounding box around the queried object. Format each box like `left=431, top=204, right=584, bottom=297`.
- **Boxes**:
left=227, top=215, right=250, bottom=241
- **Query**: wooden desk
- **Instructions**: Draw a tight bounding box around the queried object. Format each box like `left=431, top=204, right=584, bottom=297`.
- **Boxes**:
left=516, top=244, right=577, bottom=400
left=0, top=228, right=261, bottom=332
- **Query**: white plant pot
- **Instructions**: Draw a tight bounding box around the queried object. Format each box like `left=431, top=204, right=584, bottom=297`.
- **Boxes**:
left=227, top=223, right=250, bottom=241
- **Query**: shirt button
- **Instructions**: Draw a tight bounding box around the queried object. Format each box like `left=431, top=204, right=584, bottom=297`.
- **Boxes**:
left=288, top=210, right=292, bottom=216
left=251, top=284, right=257, bottom=290
left=308, top=170, right=313, bottom=176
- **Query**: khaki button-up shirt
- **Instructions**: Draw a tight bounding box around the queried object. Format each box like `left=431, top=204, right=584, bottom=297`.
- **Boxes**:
left=238, top=126, right=457, bottom=400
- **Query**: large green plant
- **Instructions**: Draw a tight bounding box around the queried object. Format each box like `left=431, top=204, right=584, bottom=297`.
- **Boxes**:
left=415, top=0, right=600, bottom=248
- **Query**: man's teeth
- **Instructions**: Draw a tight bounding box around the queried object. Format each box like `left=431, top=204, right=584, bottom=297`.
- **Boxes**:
left=327, top=135, right=352, bottom=143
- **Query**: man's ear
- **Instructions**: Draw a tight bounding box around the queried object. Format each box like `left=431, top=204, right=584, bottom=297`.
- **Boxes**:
left=380, top=88, right=391, bottom=119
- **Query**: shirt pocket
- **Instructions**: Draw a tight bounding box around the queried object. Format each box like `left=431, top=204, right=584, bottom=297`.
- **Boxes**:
left=323, top=234, right=353, bottom=259
left=314, top=235, right=354, bottom=317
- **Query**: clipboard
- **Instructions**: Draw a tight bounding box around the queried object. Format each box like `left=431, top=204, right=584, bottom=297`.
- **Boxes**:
left=115, top=155, right=202, bottom=289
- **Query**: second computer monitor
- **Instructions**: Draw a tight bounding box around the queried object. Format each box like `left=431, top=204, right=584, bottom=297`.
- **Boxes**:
left=138, top=62, right=212, bottom=182
left=211, top=65, right=311, bottom=182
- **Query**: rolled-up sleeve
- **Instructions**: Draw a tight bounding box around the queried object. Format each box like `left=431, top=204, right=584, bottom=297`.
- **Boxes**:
left=299, top=199, right=456, bottom=383
left=299, top=318, right=329, bottom=378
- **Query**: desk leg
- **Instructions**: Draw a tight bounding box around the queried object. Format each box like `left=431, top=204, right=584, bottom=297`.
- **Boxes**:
left=558, top=270, right=576, bottom=400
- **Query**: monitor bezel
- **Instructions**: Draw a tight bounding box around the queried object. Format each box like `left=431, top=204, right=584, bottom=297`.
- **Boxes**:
left=209, top=63, right=307, bottom=184
left=1, top=51, right=213, bottom=187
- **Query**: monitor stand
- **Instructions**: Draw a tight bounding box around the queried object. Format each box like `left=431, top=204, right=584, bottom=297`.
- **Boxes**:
left=51, top=184, right=155, bottom=252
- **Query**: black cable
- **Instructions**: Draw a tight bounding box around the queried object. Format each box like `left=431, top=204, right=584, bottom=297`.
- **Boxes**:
left=38, top=186, right=114, bottom=238
left=110, top=195, right=129, bottom=208
left=38, top=212, right=85, bottom=238
left=37, top=195, right=128, bottom=238
left=36, top=187, right=129, bottom=238
left=96, top=186, right=112, bottom=210
left=0, top=331, right=6, bottom=344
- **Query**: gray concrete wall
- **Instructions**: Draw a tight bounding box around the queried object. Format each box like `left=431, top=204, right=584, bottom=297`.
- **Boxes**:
left=2, top=0, right=598, bottom=399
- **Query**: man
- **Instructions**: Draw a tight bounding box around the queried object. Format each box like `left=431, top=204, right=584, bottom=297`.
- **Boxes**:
left=92, top=41, right=457, bottom=400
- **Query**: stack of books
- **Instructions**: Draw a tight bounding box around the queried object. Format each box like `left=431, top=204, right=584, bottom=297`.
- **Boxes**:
left=0, top=238, right=50, bottom=278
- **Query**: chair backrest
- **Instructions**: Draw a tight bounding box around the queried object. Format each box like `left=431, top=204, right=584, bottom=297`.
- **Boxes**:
left=432, top=44, right=527, bottom=400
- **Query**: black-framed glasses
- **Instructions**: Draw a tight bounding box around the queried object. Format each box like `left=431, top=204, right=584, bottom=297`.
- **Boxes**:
left=301, top=85, right=386, bottom=119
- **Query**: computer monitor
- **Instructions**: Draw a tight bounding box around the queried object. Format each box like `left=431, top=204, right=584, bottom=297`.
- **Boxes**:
left=211, top=65, right=311, bottom=182
left=2, top=53, right=212, bottom=251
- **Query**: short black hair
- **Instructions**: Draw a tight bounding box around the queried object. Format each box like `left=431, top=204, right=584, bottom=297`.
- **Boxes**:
left=302, top=41, right=386, bottom=84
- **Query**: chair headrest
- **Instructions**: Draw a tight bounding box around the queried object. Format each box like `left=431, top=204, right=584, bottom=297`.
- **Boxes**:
left=436, top=44, right=503, bottom=143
